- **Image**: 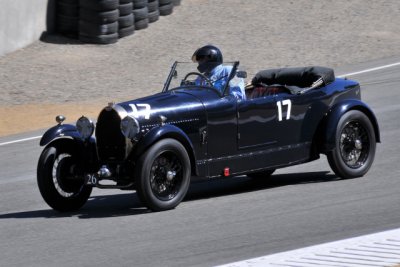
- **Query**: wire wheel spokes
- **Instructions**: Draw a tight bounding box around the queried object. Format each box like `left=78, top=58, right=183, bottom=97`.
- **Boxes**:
left=52, top=153, right=83, bottom=197
left=150, top=151, right=183, bottom=201
left=339, top=121, right=370, bottom=168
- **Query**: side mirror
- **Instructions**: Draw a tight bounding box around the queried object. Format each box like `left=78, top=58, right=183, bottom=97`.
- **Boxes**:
left=173, top=70, right=178, bottom=79
left=236, top=71, right=247, bottom=78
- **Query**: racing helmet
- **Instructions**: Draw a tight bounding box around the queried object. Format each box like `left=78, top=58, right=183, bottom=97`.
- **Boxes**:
left=191, top=45, right=223, bottom=73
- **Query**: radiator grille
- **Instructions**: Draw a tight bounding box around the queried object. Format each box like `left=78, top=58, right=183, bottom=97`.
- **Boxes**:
left=96, top=108, right=126, bottom=162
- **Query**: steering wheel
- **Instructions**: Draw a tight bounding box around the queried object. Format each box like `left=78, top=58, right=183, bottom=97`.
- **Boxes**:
left=182, top=72, right=213, bottom=87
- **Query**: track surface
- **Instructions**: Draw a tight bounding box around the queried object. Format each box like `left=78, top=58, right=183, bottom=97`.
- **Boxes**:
left=1, top=58, right=400, bottom=266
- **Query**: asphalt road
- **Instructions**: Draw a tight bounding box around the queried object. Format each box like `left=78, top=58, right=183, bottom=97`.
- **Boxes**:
left=1, top=58, right=400, bottom=267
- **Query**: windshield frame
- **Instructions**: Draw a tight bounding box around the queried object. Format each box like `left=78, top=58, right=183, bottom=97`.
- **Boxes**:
left=162, top=61, right=240, bottom=97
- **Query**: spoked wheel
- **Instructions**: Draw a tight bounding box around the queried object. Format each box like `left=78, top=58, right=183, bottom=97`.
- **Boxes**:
left=150, top=152, right=184, bottom=201
left=135, top=139, right=191, bottom=211
left=327, top=110, right=376, bottom=178
left=37, top=144, right=92, bottom=212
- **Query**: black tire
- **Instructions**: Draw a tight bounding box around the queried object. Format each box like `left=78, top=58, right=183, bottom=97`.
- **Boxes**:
left=118, top=13, right=134, bottom=27
left=133, top=6, right=148, bottom=21
left=134, top=18, right=149, bottom=30
left=148, top=0, right=159, bottom=12
left=79, top=8, right=119, bottom=24
left=148, top=9, right=159, bottom=23
left=37, top=145, right=92, bottom=212
left=135, top=138, right=191, bottom=211
left=327, top=110, right=376, bottom=179
left=133, top=0, right=148, bottom=9
left=159, top=3, right=173, bottom=16
left=57, top=2, right=79, bottom=17
left=118, top=25, right=135, bottom=38
left=60, top=0, right=78, bottom=4
left=247, top=169, right=275, bottom=179
left=119, top=2, right=133, bottom=15
left=57, top=14, right=79, bottom=33
left=158, top=0, right=171, bottom=5
left=79, top=33, right=119, bottom=44
left=79, top=0, right=119, bottom=11
left=79, top=20, right=118, bottom=35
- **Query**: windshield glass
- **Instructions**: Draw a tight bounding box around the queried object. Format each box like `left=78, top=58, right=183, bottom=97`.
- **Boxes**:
left=164, top=61, right=242, bottom=94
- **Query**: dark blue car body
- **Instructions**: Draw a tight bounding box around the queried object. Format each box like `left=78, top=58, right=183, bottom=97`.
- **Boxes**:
left=38, top=62, right=380, bottom=211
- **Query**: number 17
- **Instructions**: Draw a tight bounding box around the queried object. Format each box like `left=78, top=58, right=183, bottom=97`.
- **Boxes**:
left=277, top=99, right=292, bottom=121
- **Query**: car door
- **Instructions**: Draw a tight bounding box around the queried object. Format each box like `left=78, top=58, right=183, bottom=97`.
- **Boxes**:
left=237, top=89, right=313, bottom=171
left=237, top=95, right=278, bottom=149
left=205, top=95, right=239, bottom=177
left=273, top=90, right=316, bottom=163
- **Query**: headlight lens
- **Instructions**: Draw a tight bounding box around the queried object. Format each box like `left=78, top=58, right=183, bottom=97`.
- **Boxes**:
left=76, top=116, right=95, bottom=139
left=121, top=116, right=140, bottom=139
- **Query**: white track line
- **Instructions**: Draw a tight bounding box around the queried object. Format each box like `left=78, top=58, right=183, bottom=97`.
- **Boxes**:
left=337, top=62, right=400, bottom=78
left=0, top=136, right=42, bottom=146
left=216, top=228, right=400, bottom=267
left=1, top=61, right=400, bottom=147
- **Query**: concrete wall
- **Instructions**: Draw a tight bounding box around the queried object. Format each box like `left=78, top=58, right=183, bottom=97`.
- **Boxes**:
left=0, top=0, right=55, bottom=57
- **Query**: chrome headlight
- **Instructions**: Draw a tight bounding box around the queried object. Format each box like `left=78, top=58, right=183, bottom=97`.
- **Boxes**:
left=76, top=116, right=95, bottom=139
left=121, top=115, right=140, bottom=139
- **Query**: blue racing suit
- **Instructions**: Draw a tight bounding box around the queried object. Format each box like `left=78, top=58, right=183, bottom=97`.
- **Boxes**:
left=197, top=64, right=246, bottom=100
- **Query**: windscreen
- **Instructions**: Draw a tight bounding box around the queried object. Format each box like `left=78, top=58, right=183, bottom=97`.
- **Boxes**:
left=165, top=62, right=239, bottom=92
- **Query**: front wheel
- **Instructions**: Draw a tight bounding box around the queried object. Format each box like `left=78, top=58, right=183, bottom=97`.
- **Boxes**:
left=37, top=144, right=92, bottom=212
left=327, top=110, right=376, bottom=179
left=135, top=138, right=191, bottom=211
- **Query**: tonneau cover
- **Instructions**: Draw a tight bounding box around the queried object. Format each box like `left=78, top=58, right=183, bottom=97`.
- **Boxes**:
left=252, top=66, right=335, bottom=88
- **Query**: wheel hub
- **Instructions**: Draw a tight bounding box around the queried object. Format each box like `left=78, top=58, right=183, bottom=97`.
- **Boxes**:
left=354, top=139, right=362, bottom=150
left=166, top=171, right=176, bottom=181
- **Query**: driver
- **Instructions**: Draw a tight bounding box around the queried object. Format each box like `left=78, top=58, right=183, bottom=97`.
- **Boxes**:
left=191, top=45, right=245, bottom=100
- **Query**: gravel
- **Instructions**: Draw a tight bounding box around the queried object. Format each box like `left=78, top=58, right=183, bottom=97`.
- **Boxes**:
left=0, top=0, right=399, bottom=135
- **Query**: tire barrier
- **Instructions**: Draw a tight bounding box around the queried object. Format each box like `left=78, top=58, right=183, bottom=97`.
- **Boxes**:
left=78, top=0, right=119, bottom=44
left=148, top=0, right=159, bottom=23
left=118, top=0, right=134, bottom=38
left=133, top=3, right=149, bottom=30
left=56, top=0, right=79, bottom=37
left=159, top=0, right=173, bottom=16
left=55, top=0, right=179, bottom=44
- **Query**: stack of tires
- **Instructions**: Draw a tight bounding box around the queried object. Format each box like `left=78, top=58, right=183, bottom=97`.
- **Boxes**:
left=57, top=0, right=79, bottom=37
left=147, top=0, right=160, bottom=23
left=159, top=0, right=173, bottom=16
left=79, top=0, right=120, bottom=44
left=118, top=0, right=135, bottom=38
left=56, top=0, right=181, bottom=43
left=132, top=0, right=149, bottom=30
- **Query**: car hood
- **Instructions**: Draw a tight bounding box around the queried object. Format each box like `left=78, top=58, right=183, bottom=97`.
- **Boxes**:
left=108, top=89, right=218, bottom=126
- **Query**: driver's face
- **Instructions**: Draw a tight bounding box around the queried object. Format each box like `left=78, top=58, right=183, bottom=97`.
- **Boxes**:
left=197, top=57, right=207, bottom=64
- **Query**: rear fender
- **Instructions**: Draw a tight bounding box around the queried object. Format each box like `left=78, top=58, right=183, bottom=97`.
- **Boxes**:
left=322, top=99, right=380, bottom=152
left=133, top=124, right=197, bottom=175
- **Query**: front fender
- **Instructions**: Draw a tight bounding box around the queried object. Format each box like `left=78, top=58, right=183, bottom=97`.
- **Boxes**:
left=323, top=99, right=380, bottom=151
left=40, top=124, right=87, bottom=146
left=133, top=124, right=197, bottom=174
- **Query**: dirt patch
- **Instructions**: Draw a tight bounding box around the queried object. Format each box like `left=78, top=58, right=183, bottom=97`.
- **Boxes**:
left=0, top=100, right=110, bottom=136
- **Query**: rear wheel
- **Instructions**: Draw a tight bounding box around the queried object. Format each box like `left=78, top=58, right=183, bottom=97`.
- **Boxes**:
left=135, top=139, right=191, bottom=211
left=37, top=144, right=92, bottom=212
left=327, top=110, right=376, bottom=178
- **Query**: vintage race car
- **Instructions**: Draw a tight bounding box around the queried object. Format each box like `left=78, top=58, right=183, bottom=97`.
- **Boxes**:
left=37, top=61, right=380, bottom=212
